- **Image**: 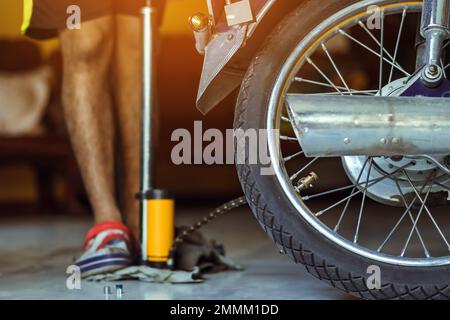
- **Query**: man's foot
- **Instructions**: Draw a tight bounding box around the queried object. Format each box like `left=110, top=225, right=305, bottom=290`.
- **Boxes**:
left=75, top=221, right=133, bottom=277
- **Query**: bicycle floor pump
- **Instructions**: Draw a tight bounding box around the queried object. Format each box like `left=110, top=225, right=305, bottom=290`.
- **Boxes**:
left=138, top=0, right=175, bottom=269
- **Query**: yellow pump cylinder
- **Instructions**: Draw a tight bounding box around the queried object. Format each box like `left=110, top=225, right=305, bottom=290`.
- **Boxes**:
left=144, top=190, right=175, bottom=268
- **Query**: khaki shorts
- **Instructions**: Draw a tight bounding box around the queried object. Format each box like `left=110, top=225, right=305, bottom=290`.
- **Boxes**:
left=22, top=0, right=166, bottom=39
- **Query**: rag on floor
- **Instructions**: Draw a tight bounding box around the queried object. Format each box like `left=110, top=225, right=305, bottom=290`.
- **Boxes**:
left=84, top=227, right=243, bottom=283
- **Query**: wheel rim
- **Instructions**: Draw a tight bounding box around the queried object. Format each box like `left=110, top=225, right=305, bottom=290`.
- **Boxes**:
left=267, top=0, right=450, bottom=267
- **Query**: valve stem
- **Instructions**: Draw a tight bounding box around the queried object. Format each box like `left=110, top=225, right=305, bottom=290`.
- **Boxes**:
left=297, top=172, right=319, bottom=191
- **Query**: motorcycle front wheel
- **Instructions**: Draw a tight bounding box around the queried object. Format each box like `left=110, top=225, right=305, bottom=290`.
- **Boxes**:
left=235, top=0, right=450, bottom=299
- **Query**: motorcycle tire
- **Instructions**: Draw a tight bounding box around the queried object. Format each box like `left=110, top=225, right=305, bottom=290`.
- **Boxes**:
left=234, top=0, right=450, bottom=300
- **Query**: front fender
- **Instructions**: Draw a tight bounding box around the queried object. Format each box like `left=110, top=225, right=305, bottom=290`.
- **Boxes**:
left=196, top=0, right=277, bottom=114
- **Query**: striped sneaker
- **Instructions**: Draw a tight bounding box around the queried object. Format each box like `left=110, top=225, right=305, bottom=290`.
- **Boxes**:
left=75, top=221, right=133, bottom=277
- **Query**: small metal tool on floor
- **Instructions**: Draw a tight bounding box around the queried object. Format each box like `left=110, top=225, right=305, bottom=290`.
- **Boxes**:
left=115, top=284, right=123, bottom=299
left=103, top=286, right=111, bottom=300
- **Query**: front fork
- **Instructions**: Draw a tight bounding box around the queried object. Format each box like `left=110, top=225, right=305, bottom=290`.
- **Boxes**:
left=419, top=0, right=450, bottom=87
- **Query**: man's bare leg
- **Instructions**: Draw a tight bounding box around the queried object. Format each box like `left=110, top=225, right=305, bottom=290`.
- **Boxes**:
left=60, top=16, right=122, bottom=223
left=114, top=15, right=141, bottom=238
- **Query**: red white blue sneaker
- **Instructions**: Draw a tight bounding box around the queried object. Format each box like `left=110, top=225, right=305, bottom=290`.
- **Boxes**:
left=75, top=221, right=133, bottom=278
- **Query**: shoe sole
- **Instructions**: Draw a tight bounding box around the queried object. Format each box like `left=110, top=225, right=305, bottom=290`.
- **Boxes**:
left=76, top=253, right=132, bottom=278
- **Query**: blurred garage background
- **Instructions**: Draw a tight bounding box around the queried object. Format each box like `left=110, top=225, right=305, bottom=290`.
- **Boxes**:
left=0, top=0, right=242, bottom=216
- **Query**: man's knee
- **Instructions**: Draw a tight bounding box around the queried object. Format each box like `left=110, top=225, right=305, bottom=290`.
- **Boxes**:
left=60, top=16, right=114, bottom=66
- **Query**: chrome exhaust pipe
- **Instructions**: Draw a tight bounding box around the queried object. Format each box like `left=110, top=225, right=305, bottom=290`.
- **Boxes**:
left=285, top=95, right=450, bottom=157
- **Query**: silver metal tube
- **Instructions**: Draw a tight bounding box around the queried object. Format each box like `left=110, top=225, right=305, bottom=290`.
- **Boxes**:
left=420, top=0, right=450, bottom=68
left=141, top=6, right=154, bottom=190
left=140, top=4, right=154, bottom=261
left=286, top=94, right=450, bottom=157
left=193, top=28, right=210, bottom=55
left=424, top=29, right=447, bottom=65
left=421, top=0, right=450, bottom=33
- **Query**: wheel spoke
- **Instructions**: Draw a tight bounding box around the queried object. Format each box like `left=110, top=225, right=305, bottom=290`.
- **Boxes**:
left=400, top=179, right=434, bottom=257
left=403, top=171, right=450, bottom=251
left=394, top=180, right=430, bottom=257
left=444, top=40, right=450, bottom=50
left=281, top=116, right=292, bottom=123
left=389, top=8, right=407, bottom=83
left=303, top=184, right=355, bottom=200
left=435, top=181, right=450, bottom=191
left=338, top=29, right=410, bottom=77
left=334, top=158, right=370, bottom=232
left=321, top=43, right=351, bottom=94
left=295, top=77, right=344, bottom=90
left=316, top=163, right=413, bottom=217
left=357, top=12, right=409, bottom=80
left=303, top=176, right=391, bottom=200
left=290, top=157, right=320, bottom=181
left=283, top=151, right=304, bottom=162
left=377, top=171, right=435, bottom=254
left=306, top=58, right=344, bottom=95
left=441, top=59, right=448, bottom=80
left=378, top=10, right=384, bottom=94
left=353, top=158, right=373, bottom=243
left=294, top=78, right=377, bottom=95
left=308, top=91, right=376, bottom=96
left=280, top=135, right=299, bottom=142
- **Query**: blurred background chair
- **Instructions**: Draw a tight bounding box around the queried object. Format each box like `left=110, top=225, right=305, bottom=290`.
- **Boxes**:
left=0, top=39, right=84, bottom=214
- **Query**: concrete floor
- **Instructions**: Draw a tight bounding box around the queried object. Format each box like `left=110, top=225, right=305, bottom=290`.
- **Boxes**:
left=0, top=206, right=352, bottom=300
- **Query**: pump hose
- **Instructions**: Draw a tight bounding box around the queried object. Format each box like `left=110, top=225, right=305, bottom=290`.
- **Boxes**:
left=167, top=196, right=247, bottom=267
